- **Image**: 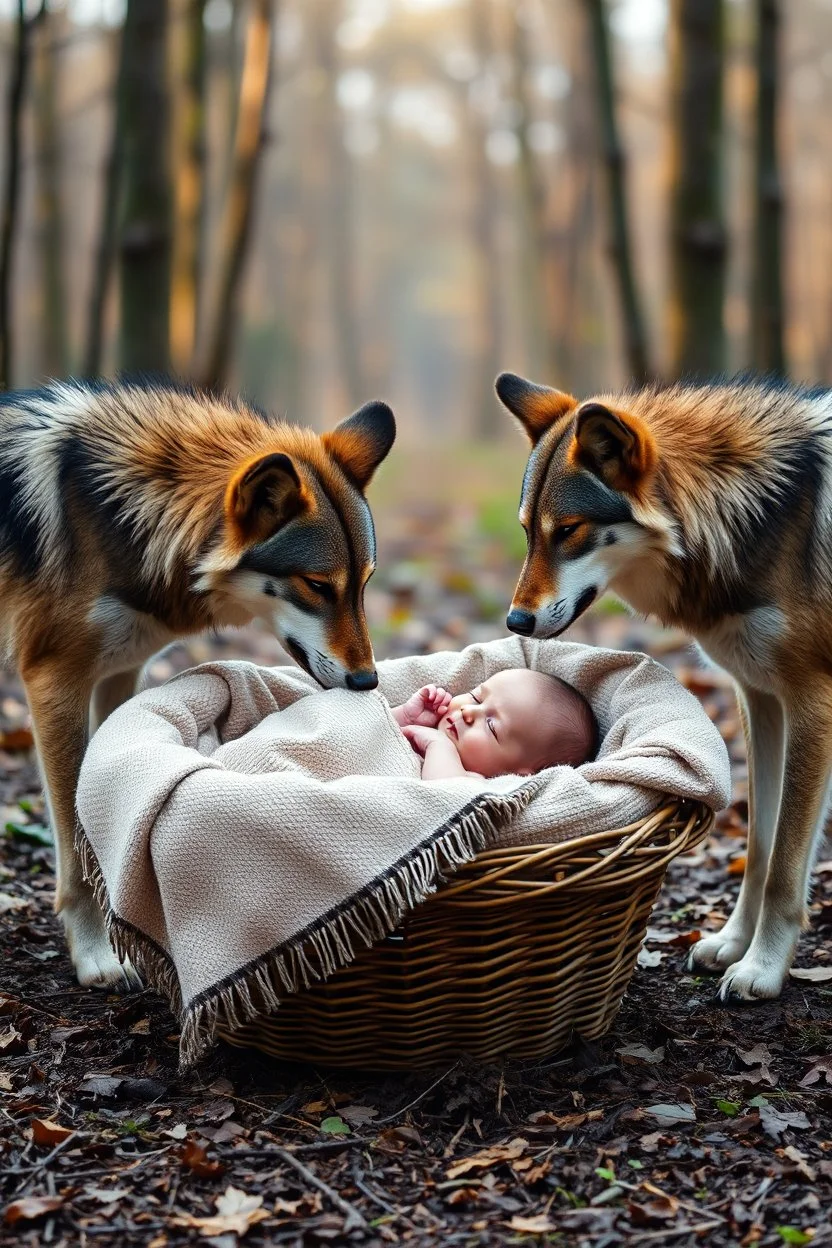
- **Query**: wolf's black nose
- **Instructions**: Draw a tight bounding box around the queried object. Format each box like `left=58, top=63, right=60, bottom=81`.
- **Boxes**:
left=347, top=670, right=379, bottom=691
left=506, top=608, right=536, bottom=636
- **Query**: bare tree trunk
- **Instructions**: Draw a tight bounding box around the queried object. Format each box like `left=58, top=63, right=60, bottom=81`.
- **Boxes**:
left=751, top=0, right=784, bottom=375
left=200, top=0, right=274, bottom=393
left=509, top=6, right=561, bottom=380
left=33, top=7, right=69, bottom=378
left=583, top=0, right=650, bottom=384
left=469, top=0, right=504, bottom=439
left=0, top=2, right=39, bottom=390
left=668, top=0, right=727, bottom=379
left=119, top=0, right=172, bottom=376
left=170, top=0, right=207, bottom=374
left=83, top=29, right=124, bottom=378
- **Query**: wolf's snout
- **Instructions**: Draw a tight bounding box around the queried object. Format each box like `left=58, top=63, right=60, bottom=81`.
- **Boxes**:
left=346, top=669, right=379, bottom=691
left=506, top=608, right=536, bottom=636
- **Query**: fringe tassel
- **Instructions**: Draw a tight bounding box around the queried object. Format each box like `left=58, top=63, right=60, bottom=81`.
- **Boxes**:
left=77, top=782, right=541, bottom=1070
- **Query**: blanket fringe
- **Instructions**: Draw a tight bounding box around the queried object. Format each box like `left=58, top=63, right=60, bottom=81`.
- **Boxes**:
left=77, top=783, right=541, bottom=1070
left=178, top=782, right=540, bottom=1068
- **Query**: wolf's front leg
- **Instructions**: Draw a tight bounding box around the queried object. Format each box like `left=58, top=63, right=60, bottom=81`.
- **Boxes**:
left=689, top=686, right=784, bottom=975
left=718, top=694, right=831, bottom=1002
left=23, top=664, right=142, bottom=990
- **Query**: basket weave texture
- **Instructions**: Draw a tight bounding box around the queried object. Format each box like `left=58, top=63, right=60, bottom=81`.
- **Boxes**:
left=219, top=799, right=713, bottom=1070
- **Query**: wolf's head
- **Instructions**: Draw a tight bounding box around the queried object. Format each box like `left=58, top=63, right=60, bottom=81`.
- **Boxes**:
left=197, top=400, right=395, bottom=689
left=496, top=373, right=680, bottom=638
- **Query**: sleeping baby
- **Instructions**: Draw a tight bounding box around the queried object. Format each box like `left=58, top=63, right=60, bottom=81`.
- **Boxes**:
left=391, top=670, right=598, bottom=781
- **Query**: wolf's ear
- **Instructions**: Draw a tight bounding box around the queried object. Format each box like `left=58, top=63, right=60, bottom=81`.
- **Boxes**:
left=574, top=403, right=656, bottom=491
left=495, top=372, right=577, bottom=446
left=227, top=452, right=305, bottom=542
left=322, top=400, right=396, bottom=492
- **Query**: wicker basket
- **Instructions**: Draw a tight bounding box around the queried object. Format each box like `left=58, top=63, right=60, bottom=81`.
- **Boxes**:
left=219, top=799, right=712, bottom=1070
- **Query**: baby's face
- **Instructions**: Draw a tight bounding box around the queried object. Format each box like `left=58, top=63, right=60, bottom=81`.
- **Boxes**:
left=437, top=669, right=543, bottom=778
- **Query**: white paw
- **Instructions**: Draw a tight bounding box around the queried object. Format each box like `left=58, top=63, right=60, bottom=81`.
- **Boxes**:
left=687, top=928, right=751, bottom=973
left=717, top=955, right=786, bottom=1003
left=62, top=899, right=143, bottom=991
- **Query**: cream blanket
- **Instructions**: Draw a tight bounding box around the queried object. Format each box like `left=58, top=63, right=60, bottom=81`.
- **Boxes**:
left=76, top=636, right=731, bottom=1065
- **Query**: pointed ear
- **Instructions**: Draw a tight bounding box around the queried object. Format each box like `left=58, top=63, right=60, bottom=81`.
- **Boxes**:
left=321, top=400, right=396, bottom=492
left=495, top=372, right=577, bottom=446
left=573, top=403, right=657, bottom=491
left=227, top=452, right=305, bottom=542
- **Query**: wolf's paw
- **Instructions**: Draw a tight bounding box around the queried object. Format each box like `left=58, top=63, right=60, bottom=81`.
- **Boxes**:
left=687, top=928, right=751, bottom=974
left=716, top=955, right=785, bottom=1004
left=62, top=899, right=143, bottom=992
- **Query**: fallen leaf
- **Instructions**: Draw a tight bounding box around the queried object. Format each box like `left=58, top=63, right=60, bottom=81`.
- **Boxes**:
left=637, top=948, right=664, bottom=968
left=0, top=1072, right=13, bottom=1092
left=0, top=1027, right=24, bottom=1053
left=616, top=1044, right=665, bottom=1064
left=790, top=966, right=832, bottom=983
left=0, top=893, right=28, bottom=915
left=340, top=1104, right=378, bottom=1127
left=527, top=1109, right=603, bottom=1129
left=0, top=728, right=34, bottom=750
left=759, top=1104, right=811, bottom=1140
left=129, top=1018, right=150, bottom=1035
left=179, top=1138, right=224, bottom=1178
left=171, top=1186, right=268, bottom=1236
left=163, top=1123, right=188, bottom=1140
left=799, top=1057, right=832, bottom=1088
left=507, top=1214, right=556, bottom=1233
left=727, top=855, right=747, bottom=875
left=778, top=1146, right=817, bottom=1183
left=738, top=1044, right=774, bottom=1067
left=84, top=1187, right=130, bottom=1205
left=320, top=1115, right=350, bottom=1136
left=447, top=1137, right=529, bottom=1179
left=4, top=1196, right=64, bottom=1225
left=31, top=1118, right=75, bottom=1147
left=644, top=1103, right=696, bottom=1125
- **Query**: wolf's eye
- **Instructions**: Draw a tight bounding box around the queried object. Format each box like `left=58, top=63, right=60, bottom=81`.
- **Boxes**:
left=554, top=523, right=581, bottom=543
left=302, top=577, right=333, bottom=600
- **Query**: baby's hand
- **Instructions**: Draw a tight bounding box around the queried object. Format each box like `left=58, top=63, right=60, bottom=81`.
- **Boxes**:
left=401, top=723, right=442, bottom=757
left=398, top=684, right=452, bottom=728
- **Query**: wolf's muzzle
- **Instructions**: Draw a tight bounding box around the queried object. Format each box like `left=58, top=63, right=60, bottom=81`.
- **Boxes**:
left=346, top=669, right=379, bottom=691
left=506, top=608, right=536, bottom=636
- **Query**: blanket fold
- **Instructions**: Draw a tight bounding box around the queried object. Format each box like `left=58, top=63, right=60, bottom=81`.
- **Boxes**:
left=76, top=636, right=731, bottom=1065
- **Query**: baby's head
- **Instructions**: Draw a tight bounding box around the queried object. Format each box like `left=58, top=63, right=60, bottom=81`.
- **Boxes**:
left=437, top=668, right=598, bottom=778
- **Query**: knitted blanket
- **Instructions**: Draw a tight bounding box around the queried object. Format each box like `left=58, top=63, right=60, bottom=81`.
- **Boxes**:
left=76, top=636, right=731, bottom=1065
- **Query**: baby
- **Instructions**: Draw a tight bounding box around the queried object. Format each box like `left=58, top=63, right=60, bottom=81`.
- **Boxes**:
left=392, top=669, right=598, bottom=780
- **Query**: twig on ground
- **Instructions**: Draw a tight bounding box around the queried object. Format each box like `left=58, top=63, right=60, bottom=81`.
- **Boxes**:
left=273, top=1145, right=369, bottom=1232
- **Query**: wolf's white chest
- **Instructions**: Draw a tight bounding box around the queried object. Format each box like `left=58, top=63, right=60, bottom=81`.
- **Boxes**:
left=87, top=596, right=174, bottom=676
left=697, top=606, right=785, bottom=692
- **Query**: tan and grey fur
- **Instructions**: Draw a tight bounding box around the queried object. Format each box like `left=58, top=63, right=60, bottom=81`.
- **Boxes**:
left=496, top=371, right=832, bottom=1002
left=0, top=379, right=395, bottom=990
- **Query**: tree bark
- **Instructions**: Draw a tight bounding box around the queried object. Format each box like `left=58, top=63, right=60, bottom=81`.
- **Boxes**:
left=83, top=28, right=124, bottom=378
left=170, top=0, right=207, bottom=374
left=33, top=7, right=69, bottom=378
left=751, top=0, right=784, bottom=375
left=0, top=1, right=38, bottom=390
left=668, top=0, right=727, bottom=379
left=200, top=0, right=274, bottom=393
left=468, top=0, right=504, bottom=439
left=584, top=0, right=650, bottom=384
left=118, top=0, right=172, bottom=376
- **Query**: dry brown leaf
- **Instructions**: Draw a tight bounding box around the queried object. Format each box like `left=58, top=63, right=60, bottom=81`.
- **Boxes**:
left=5, top=1196, right=64, bottom=1225
left=790, top=966, right=832, bottom=983
left=0, top=727, right=34, bottom=750
left=446, top=1137, right=528, bottom=1179
left=172, top=1185, right=267, bottom=1236
left=30, top=1118, right=75, bottom=1147
left=527, top=1109, right=603, bottom=1129
left=727, top=856, right=747, bottom=876
left=179, top=1138, right=224, bottom=1178
left=0, top=1072, right=13, bottom=1092
left=507, top=1214, right=557, bottom=1233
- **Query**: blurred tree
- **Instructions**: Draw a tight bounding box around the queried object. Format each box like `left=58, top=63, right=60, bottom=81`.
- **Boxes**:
left=201, top=0, right=274, bottom=392
left=509, top=3, right=560, bottom=380
left=33, top=6, right=68, bottom=378
left=119, top=0, right=172, bottom=375
left=0, top=1, right=42, bottom=389
left=468, top=0, right=504, bottom=439
left=171, top=0, right=207, bottom=374
left=583, top=0, right=650, bottom=384
left=668, top=0, right=727, bottom=379
left=84, top=26, right=125, bottom=378
left=751, top=0, right=784, bottom=375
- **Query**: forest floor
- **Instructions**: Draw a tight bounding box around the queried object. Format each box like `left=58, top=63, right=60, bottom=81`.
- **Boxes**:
left=1, top=453, right=831, bottom=1247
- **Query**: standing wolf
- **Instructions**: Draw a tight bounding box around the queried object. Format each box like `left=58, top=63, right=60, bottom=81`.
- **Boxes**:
left=0, top=380, right=395, bottom=989
left=496, top=371, right=831, bottom=1002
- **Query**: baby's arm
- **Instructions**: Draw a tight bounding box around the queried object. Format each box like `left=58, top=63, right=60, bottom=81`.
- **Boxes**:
left=401, top=724, right=484, bottom=781
left=392, top=685, right=453, bottom=729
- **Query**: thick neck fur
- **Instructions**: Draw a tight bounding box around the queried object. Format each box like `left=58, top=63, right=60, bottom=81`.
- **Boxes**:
left=605, top=380, right=832, bottom=632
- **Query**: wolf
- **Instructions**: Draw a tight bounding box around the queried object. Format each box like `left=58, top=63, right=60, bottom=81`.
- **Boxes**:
left=0, top=379, right=395, bottom=989
left=495, top=370, right=832, bottom=1002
